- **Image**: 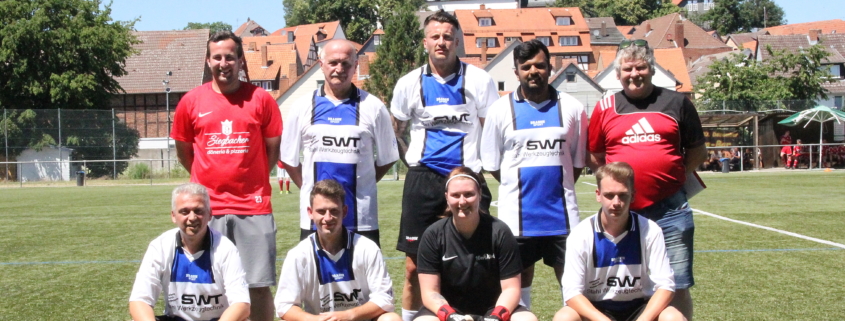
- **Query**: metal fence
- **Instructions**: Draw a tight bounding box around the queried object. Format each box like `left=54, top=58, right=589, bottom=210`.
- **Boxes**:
left=703, top=143, right=845, bottom=172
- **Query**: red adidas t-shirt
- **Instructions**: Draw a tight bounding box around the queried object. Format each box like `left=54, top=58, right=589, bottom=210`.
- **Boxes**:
left=588, top=88, right=704, bottom=210
left=171, top=82, right=282, bottom=215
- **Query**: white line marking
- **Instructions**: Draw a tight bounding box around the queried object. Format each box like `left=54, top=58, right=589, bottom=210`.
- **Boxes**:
left=582, top=181, right=845, bottom=249
left=582, top=182, right=597, bottom=187
left=692, top=209, right=845, bottom=249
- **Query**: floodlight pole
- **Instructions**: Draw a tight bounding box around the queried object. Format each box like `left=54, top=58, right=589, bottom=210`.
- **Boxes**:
left=163, top=71, right=172, bottom=178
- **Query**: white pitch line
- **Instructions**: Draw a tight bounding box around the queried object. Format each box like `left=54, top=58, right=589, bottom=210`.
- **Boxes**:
left=582, top=181, right=845, bottom=249
left=692, top=209, right=845, bottom=249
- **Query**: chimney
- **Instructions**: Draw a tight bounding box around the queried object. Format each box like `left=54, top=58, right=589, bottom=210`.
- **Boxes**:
left=248, top=42, right=256, bottom=51
left=480, top=4, right=486, bottom=9
left=601, top=21, right=607, bottom=37
left=481, top=39, right=488, bottom=62
left=555, top=55, right=563, bottom=71
left=644, top=22, right=651, bottom=33
left=358, top=55, right=370, bottom=77
left=675, top=20, right=685, bottom=49
left=261, top=45, right=269, bottom=67
left=809, top=29, right=821, bottom=42
left=289, top=63, right=299, bottom=79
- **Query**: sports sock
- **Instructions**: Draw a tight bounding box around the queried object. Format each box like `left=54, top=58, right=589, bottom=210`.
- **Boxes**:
left=402, top=309, right=417, bottom=321
left=520, top=286, right=531, bottom=309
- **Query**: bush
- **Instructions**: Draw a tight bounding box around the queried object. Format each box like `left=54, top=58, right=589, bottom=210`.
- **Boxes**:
left=123, top=163, right=150, bottom=179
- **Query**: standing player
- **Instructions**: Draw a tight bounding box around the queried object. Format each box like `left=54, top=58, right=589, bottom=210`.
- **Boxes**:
left=278, top=160, right=291, bottom=194
left=129, top=183, right=251, bottom=321
left=780, top=130, right=792, bottom=168
left=171, top=30, right=282, bottom=321
left=281, top=39, right=399, bottom=246
left=274, top=179, right=400, bottom=321
left=480, top=40, right=586, bottom=308
left=390, top=10, right=500, bottom=321
left=587, top=39, right=707, bottom=320
left=555, top=162, right=684, bottom=321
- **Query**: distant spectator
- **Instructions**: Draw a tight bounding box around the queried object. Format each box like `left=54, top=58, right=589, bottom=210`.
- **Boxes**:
left=780, top=130, right=792, bottom=168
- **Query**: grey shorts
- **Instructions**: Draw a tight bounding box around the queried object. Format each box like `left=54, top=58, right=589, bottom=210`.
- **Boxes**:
left=635, top=190, right=695, bottom=289
left=209, top=214, right=277, bottom=288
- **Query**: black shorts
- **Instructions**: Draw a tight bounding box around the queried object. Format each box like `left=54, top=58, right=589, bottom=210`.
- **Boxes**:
left=414, top=305, right=530, bottom=320
left=596, top=299, right=648, bottom=321
left=517, top=234, right=567, bottom=268
left=300, top=228, right=381, bottom=248
left=396, top=166, right=492, bottom=254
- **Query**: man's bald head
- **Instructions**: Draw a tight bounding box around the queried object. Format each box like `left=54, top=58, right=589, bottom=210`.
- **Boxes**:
left=321, top=39, right=358, bottom=62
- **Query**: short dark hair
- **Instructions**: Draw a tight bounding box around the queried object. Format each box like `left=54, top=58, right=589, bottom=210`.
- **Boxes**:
left=424, top=10, right=461, bottom=31
left=207, top=30, right=244, bottom=58
left=513, top=39, right=550, bottom=68
left=310, top=179, right=346, bottom=207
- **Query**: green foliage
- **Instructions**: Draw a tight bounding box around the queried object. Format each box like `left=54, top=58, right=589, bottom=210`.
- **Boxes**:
left=364, top=1, right=425, bottom=106
left=695, top=45, right=834, bottom=112
left=283, top=0, right=372, bottom=44
left=183, top=21, right=232, bottom=33
left=553, top=0, right=680, bottom=25
left=124, top=162, right=151, bottom=179
left=700, top=0, right=785, bottom=34
left=0, top=0, right=138, bottom=110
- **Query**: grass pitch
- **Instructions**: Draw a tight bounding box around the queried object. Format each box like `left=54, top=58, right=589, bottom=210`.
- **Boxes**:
left=1, top=170, right=844, bottom=320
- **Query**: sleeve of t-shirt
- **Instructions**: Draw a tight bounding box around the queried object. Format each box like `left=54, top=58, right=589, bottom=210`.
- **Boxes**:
left=679, top=97, right=705, bottom=149
left=261, top=93, right=283, bottom=138
left=390, top=75, right=413, bottom=121
left=363, top=243, right=395, bottom=312
left=373, top=100, right=400, bottom=167
left=480, top=98, right=506, bottom=172
left=280, top=96, right=308, bottom=167
left=494, top=220, right=522, bottom=280
left=644, top=219, right=675, bottom=293
left=416, top=223, right=443, bottom=275
left=571, top=99, right=588, bottom=169
left=477, top=75, right=499, bottom=119
left=586, top=100, right=606, bottom=154
left=128, top=239, right=164, bottom=306
left=274, top=246, right=306, bottom=317
left=171, top=93, right=195, bottom=143
left=561, top=223, right=590, bottom=303
left=219, top=240, right=251, bottom=305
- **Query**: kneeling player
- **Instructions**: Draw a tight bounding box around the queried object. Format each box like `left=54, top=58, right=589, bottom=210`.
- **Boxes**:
left=555, top=162, right=684, bottom=321
left=274, top=179, right=399, bottom=321
left=129, top=183, right=250, bottom=321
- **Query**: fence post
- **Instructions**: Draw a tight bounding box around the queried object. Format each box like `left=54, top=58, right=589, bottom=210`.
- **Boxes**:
left=112, top=109, right=117, bottom=180
left=4, top=109, right=8, bottom=184
left=149, top=159, right=153, bottom=186
left=58, top=109, right=62, bottom=171
left=753, top=115, right=759, bottom=170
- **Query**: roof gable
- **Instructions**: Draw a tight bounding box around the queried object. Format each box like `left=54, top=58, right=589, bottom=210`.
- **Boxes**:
left=118, top=29, right=209, bottom=94
left=234, top=19, right=269, bottom=38
left=632, top=13, right=730, bottom=50
left=764, top=19, right=845, bottom=36
left=653, top=48, right=692, bottom=92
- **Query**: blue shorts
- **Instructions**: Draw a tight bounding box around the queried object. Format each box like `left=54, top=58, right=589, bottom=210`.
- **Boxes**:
left=635, top=190, right=695, bottom=289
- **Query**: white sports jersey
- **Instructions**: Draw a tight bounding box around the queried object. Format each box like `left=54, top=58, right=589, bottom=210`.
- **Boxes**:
left=275, top=231, right=395, bottom=317
left=561, top=212, right=674, bottom=312
left=281, top=86, right=399, bottom=231
left=390, top=61, right=499, bottom=175
left=481, top=88, right=586, bottom=237
left=129, top=228, right=250, bottom=321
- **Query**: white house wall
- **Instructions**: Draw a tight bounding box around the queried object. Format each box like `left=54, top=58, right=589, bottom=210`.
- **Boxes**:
left=278, top=67, right=324, bottom=121
left=485, top=50, right=520, bottom=92
left=553, top=66, right=605, bottom=118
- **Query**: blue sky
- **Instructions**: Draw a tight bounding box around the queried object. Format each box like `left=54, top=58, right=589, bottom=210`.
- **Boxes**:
left=106, top=0, right=842, bottom=32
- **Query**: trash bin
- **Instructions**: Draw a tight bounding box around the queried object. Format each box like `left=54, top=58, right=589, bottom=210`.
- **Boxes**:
left=76, top=170, right=85, bottom=186
left=721, top=160, right=730, bottom=173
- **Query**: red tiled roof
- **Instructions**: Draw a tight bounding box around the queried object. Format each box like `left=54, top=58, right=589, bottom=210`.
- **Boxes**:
left=460, top=57, right=487, bottom=69
left=271, top=21, right=342, bottom=64
left=118, top=29, right=209, bottom=94
left=764, top=19, right=845, bottom=36
left=617, top=26, right=635, bottom=39
left=242, top=43, right=299, bottom=81
left=672, top=0, right=683, bottom=5
left=632, top=13, right=730, bottom=50
left=454, top=7, right=592, bottom=57
left=234, top=20, right=269, bottom=38
left=653, top=48, right=692, bottom=92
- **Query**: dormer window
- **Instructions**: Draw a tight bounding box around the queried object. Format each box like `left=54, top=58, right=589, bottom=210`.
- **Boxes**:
left=374, top=35, right=381, bottom=46
left=479, top=18, right=492, bottom=26
left=556, top=16, right=572, bottom=26
left=559, top=36, right=579, bottom=46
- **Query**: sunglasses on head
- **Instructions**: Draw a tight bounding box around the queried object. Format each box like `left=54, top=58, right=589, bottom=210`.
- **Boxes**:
left=618, top=39, right=648, bottom=50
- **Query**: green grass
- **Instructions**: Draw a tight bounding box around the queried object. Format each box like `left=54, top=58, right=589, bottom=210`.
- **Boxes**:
left=1, top=171, right=844, bottom=320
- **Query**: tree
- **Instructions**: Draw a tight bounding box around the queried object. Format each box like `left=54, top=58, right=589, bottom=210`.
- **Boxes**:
left=739, top=0, right=785, bottom=30
left=0, top=0, right=138, bottom=110
left=283, top=0, right=380, bottom=44
left=695, top=45, right=833, bottom=112
left=553, top=0, right=680, bottom=26
left=699, top=0, right=742, bottom=35
left=364, top=1, right=425, bottom=106
left=184, top=21, right=232, bottom=33
left=698, top=0, right=785, bottom=34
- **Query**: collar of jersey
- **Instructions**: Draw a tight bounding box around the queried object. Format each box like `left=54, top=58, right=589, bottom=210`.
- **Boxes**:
left=424, top=58, right=465, bottom=77
left=318, top=83, right=360, bottom=102
left=174, top=226, right=213, bottom=252
left=513, top=85, right=559, bottom=105
left=593, top=210, right=637, bottom=235
left=311, top=228, right=353, bottom=251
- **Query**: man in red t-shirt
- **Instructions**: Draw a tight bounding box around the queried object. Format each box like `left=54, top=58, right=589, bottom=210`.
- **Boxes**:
left=587, top=39, right=707, bottom=320
left=171, top=30, right=282, bottom=321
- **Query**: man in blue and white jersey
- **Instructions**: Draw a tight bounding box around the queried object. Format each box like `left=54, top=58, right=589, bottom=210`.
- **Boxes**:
left=480, top=39, right=586, bottom=309
left=555, top=162, right=682, bottom=321
left=390, top=10, right=500, bottom=321
left=274, top=179, right=399, bottom=321
left=281, top=39, right=399, bottom=246
left=129, top=183, right=250, bottom=321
